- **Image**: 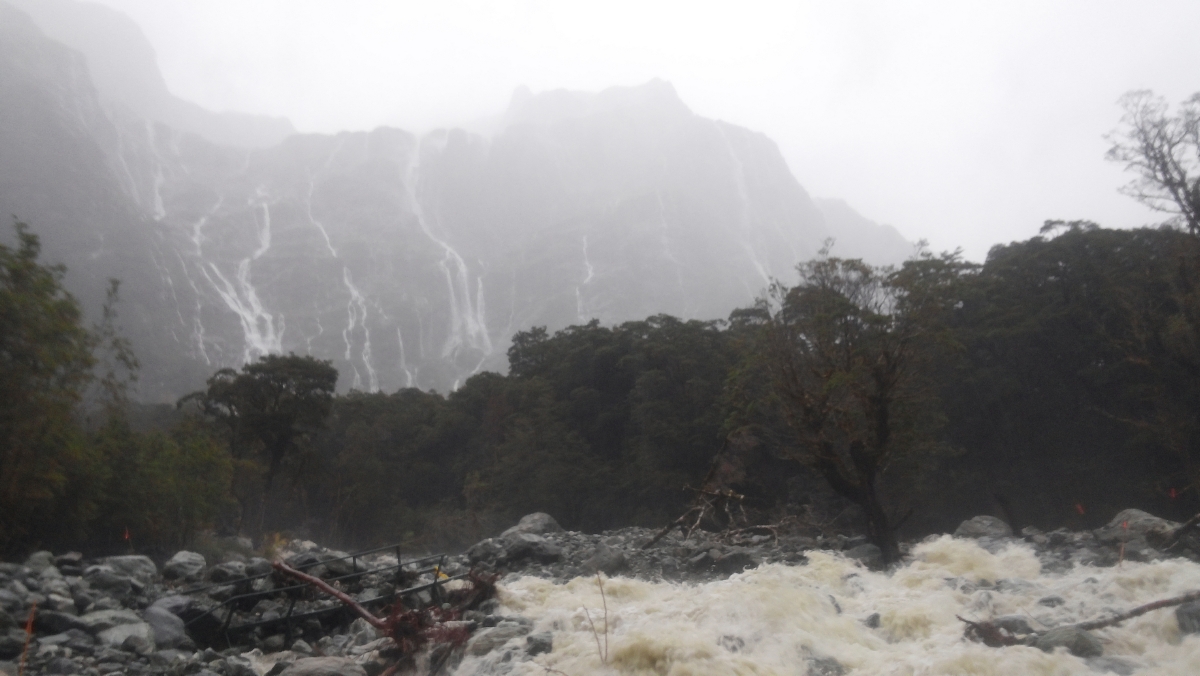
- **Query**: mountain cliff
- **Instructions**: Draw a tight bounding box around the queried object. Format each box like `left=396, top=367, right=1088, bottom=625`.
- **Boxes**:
left=0, top=1, right=909, bottom=400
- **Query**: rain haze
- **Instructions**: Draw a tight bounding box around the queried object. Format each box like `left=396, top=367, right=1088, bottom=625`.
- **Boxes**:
left=89, top=0, right=1200, bottom=261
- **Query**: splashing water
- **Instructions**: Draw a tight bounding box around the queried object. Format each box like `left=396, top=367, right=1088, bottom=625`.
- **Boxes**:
left=463, top=536, right=1200, bottom=675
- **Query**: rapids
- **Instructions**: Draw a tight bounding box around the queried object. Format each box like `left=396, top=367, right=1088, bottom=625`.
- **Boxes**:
left=457, top=536, right=1200, bottom=675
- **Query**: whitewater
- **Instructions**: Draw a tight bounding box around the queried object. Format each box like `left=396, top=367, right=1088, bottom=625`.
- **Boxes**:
left=456, top=536, right=1200, bottom=675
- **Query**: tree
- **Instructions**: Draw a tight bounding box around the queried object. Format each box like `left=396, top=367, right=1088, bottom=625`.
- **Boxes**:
left=181, top=354, right=338, bottom=491
left=0, top=221, right=96, bottom=550
left=753, top=250, right=969, bottom=563
left=1107, top=90, right=1200, bottom=234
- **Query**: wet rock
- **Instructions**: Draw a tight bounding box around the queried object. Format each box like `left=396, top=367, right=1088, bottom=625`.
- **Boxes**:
left=582, top=544, right=627, bottom=574
left=98, top=621, right=155, bottom=651
left=844, top=543, right=883, bottom=568
left=1095, top=509, right=1178, bottom=549
left=142, top=605, right=189, bottom=649
left=500, top=513, right=563, bottom=538
left=1036, top=626, right=1103, bottom=657
left=79, top=609, right=142, bottom=634
left=806, top=655, right=846, bottom=675
left=714, top=548, right=760, bottom=575
left=525, top=632, right=553, bottom=656
left=162, top=551, right=206, bottom=581
left=992, top=615, right=1034, bottom=635
left=1085, top=656, right=1139, bottom=675
left=102, top=556, right=157, bottom=585
left=82, top=567, right=132, bottom=598
left=207, top=561, right=247, bottom=583
left=1176, top=600, right=1200, bottom=634
left=467, top=623, right=531, bottom=655
left=279, top=656, right=367, bottom=676
left=35, top=610, right=90, bottom=635
left=864, top=613, right=881, bottom=628
left=1038, top=596, right=1065, bottom=608
left=24, top=552, right=54, bottom=573
left=954, top=516, right=1013, bottom=539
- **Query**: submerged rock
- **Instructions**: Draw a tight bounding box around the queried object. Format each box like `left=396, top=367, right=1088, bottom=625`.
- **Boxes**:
left=954, top=516, right=1013, bottom=539
left=1035, top=626, right=1103, bottom=657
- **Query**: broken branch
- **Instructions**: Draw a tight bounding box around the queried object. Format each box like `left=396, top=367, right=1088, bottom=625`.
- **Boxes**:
left=1075, top=589, right=1200, bottom=631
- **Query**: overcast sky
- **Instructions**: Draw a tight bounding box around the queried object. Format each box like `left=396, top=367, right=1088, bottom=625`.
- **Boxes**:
left=90, top=0, right=1200, bottom=261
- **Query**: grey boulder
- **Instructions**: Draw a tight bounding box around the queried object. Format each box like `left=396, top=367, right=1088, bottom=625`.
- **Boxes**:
left=102, top=555, right=158, bottom=585
left=143, top=605, right=190, bottom=649
left=954, top=516, right=1013, bottom=539
left=97, top=621, right=155, bottom=651
left=500, top=513, right=563, bottom=538
left=278, top=657, right=367, bottom=676
left=162, top=551, right=206, bottom=581
left=1035, top=626, right=1103, bottom=657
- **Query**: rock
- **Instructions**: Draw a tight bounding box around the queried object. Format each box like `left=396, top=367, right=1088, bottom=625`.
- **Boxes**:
left=992, top=615, right=1034, bottom=635
left=505, top=534, right=562, bottom=564
left=278, top=657, right=368, bottom=676
left=0, top=629, right=25, bottom=659
left=806, top=656, right=847, bottom=675
left=954, top=516, right=1013, bottom=539
left=291, top=639, right=313, bottom=655
left=714, top=548, right=760, bottom=575
left=1038, top=596, right=1065, bottom=608
left=526, top=632, right=553, bottom=656
left=82, top=567, right=132, bottom=598
left=500, top=513, right=564, bottom=538
left=44, top=657, right=78, bottom=674
left=78, top=609, right=143, bottom=634
left=34, top=610, right=89, bottom=634
left=23, top=551, right=54, bottom=573
left=467, top=623, right=531, bottom=656
left=1176, top=600, right=1200, bottom=634
left=844, top=544, right=883, bottom=568
left=466, top=539, right=506, bottom=565
left=101, top=556, right=157, bottom=585
left=162, top=551, right=206, bottom=581
left=207, top=561, right=248, bottom=583
left=1035, top=626, right=1103, bottom=657
left=98, top=621, right=155, bottom=651
left=148, top=595, right=192, bottom=618
left=582, top=544, right=628, bottom=575
left=245, top=558, right=273, bottom=578
left=142, top=606, right=189, bottom=649
left=1085, top=656, right=1139, bottom=675
left=1095, top=509, right=1178, bottom=548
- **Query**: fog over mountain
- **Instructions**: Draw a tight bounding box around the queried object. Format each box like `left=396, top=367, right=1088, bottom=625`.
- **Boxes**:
left=0, top=0, right=910, bottom=400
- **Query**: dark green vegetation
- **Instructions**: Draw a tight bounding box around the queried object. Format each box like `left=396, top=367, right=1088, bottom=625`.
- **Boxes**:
left=3, top=90, right=1199, bottom=558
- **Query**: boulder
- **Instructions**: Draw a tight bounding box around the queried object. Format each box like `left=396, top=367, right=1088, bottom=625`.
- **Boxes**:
left=1035, top=626, right=1103, bottom=657
left=467, top=623, right=531, bottom=656
left=278, top=657, right=367, bottom=676
left=149, top=595, right=193, bottom=618
left=526, top=632, right=553, bottom=656
left=582, top=544, right=627, bottom=575
left=101, top=556, right=157, bottom=585
left=1095, top=509, right=1179, bottom=548
left=97, top=621, right=156, bottom=651
left=162, top=551, right=206, bottom=581
left=714, top=548, right=761, bottom=575
left=500, top=513, right=563, bottom=538
left=1176, top=600, right=1200, bottom=634
left=207, top=561, right=247, bottom=583
left=82, top=566, right=132, bottom=598
left=503, top=534, right=562, bottom=564
left=143, top=606, right=189, bottom=649
left=23, top=551, right=54, bottom=573
left=78, top=609, right=142, bottom=634
left=954, top=516, right=1013, bottom=539
left=33, top=611, right=89, bottom=635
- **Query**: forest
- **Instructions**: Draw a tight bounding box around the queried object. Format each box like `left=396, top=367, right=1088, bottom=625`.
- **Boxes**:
left=2, top=91, right=1198, bottom=562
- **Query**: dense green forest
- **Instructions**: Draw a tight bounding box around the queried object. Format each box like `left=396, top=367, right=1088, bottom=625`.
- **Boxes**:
left=3, top=90, right=1199, bottom=559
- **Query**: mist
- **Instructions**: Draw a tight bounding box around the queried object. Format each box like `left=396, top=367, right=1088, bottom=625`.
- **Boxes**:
left=86, top=0, right=1200, bottom=261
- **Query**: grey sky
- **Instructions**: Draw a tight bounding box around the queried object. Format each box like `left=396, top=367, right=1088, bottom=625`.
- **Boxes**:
left=90, top=0, right=1200, bottom=261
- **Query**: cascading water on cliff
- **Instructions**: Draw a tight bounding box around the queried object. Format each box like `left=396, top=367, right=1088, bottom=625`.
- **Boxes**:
left=458, top=536, right=1200, bottom=675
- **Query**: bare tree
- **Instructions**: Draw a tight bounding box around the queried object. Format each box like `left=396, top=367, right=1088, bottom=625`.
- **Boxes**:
left=1106, top=90, right=1200, bottom=235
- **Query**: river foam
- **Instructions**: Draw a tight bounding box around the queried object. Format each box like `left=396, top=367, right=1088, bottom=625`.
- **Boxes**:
left=459, top=535, right=1200, bottom=675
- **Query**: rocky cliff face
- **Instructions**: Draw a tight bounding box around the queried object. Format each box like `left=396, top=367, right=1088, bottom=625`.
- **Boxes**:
left=0, top=1, right=908, bottom=400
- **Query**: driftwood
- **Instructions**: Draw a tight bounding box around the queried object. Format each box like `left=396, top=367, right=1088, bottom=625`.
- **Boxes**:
left=272, top=560, right=498, bottom=675
left=960, top=588, right=1200, bottom=646
left=1163, top=512, right=1200, bottom=550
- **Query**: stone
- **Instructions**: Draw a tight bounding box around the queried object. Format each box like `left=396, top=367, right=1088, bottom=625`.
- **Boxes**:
left=245, top=558, right=273, bottom=578
left=467, top=623, right=531, bottom=656
left=992, top=615, right=1034, bottom=635
left=1085, top=656, right=1140, bottom=675
left=954, top=516, right=1013, bottom=539
left=504, top=534, right=562, bottom=564
left=207, top=561, right=247, bottom=583
left=23, top=551, right=55, bottom=573
left=278, top=657, right=367, bottom=676
left=1038, top=596, right=1065, bottom=608
left=1176, top=600, right=1200, bottom=634
left=1095, top=509, right=1178, bottom=548
left=526, top=631, right=553, bottom=656
left=864, top=613, right=881, bottom=628
left=806, top=656, right=847, bottom=675
left=291, top=639, right=313, bottom=655
left=82, top=567, right=131, bottom=598
left=44, top=657, right=78, bottom=674
left=98, top=621, right=155, bottom=651
left=101, top=556, right=157, bottom=585
left=466, top=538, right=506, bottom=565
left=844, top=544, right=883, bottom=568
left=582, top=544, right=627, bottom=575
left=162, top=551, right=206, bottom=581
left=1035, top=626, right=1103, bottom=657
left=148, top=595, right=192, bottom=618
left=142, top=606, right=189, bottom=649
left=78, top=609, right=143, bottom=634
left=714, top=548, right=760, bottom=575
left=500, top=513, right=564, bottom=538
left=34, top=610, right=89, bottom=635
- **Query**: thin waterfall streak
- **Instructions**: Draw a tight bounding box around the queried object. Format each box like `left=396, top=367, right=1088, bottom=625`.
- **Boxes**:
left=397, top=328, right=415, bottom=388
left=342, top=267, right=378, bottom=392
